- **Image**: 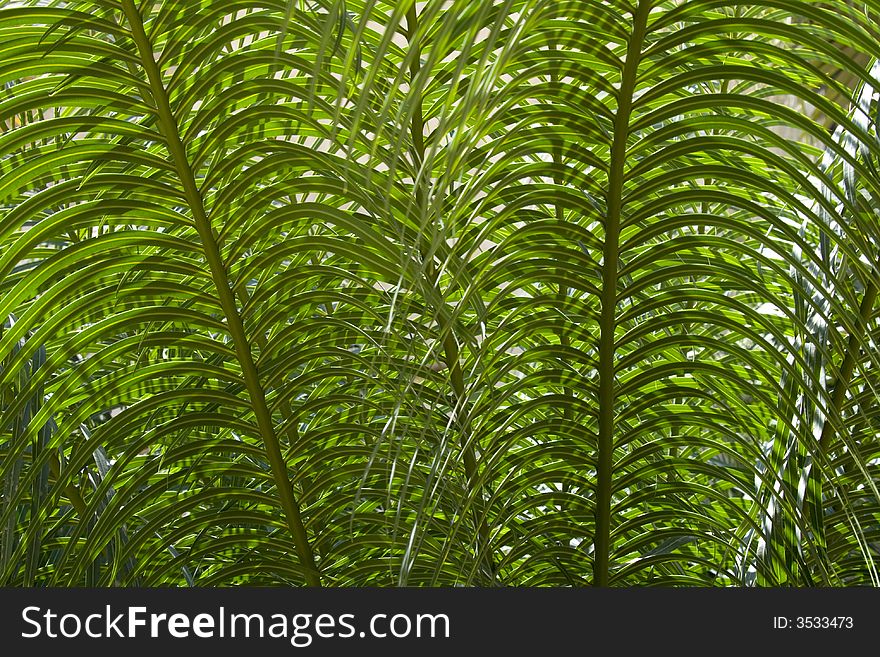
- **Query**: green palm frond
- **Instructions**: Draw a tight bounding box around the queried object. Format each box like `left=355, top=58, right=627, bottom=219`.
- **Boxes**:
left=2, top=0, right=880, bottom=587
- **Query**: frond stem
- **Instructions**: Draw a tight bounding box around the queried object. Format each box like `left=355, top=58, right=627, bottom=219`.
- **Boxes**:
left=405, top=2, right=495, bottom=583
left=119, top=0, right=321, bottom=586
left=595, top=0, right=650, bottom=587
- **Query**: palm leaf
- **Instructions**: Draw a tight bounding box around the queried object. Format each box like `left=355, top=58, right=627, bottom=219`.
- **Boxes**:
left=1, top=0, right=879, bottom=586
